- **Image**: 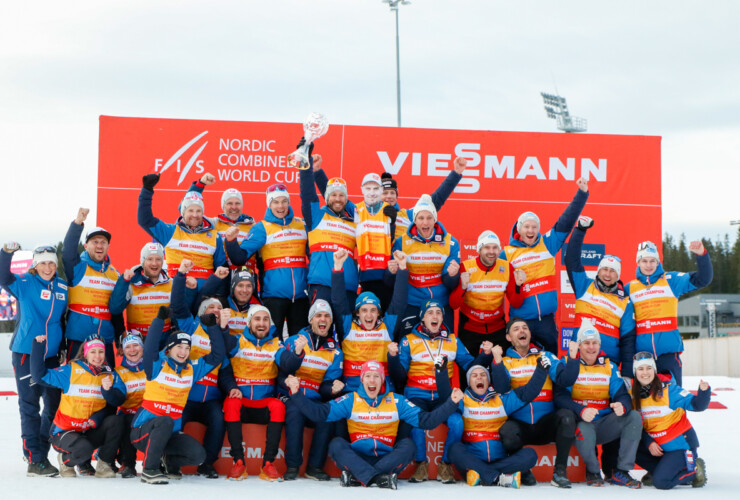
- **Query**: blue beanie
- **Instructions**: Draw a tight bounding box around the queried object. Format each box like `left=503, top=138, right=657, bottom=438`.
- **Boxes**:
left=418, top=300, right=444, bottom=320
left=355, top=292, right=381, bottom=312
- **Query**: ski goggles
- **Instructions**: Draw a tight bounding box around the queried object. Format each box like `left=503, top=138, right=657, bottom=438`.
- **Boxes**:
left=266, top=183, right=288, bottom=193
left=33, top=245, right=56, bottom=254
left=633, top=351, right=655, bottom=362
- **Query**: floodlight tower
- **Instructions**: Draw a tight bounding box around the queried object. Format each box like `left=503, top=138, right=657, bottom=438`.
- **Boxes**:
left=383, top=0, right=411, bottom=127
left=541, top=92, right=587, bottom=133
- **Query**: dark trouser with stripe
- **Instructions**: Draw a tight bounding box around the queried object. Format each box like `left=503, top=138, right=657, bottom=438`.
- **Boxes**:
left=262, top=297, right=310, bottom=340
left=51, top=415, right=124, bottom=467
left=12, top=352, right=61, bottom=464
left=115, top=413, right=137, bottom=467
left=224, top=397, right=285, bottom=464
left=636, top=444, right=698, bottom=489
left=656, top=352, right=683, bottom=386
left=406, top=397, right=462, bottom=463
left=499, top=409, right=577, bottom=471
left=524, top=314, right=559, bottom=354
left=182, top=399, right=225, bottom=466
left=130, top=416, right=205, bottom=470
left=329, top=437, right=415, bottom=486
left=284, top=398, right=333, bottom=468
left=448, top=442, right=537, bottom=485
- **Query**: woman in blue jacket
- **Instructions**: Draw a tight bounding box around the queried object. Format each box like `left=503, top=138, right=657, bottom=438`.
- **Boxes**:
left=1, top=243, right=67, bottom=477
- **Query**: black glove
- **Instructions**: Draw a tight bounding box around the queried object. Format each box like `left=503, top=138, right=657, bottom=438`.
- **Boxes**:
left=296, top=136, right=314, bottom=156
left=383, top=204, right=398, bottom=224
left=156, top=306, right=170, bottom=320
left=537, top=352, right=551, bottom=371
left=142, top=173, right=160, bottom=191
left=434, top=355, right=449, bottom=371
left=200, top=313, right=218, bottom=327
left=576, top=216, right=594, bottom=231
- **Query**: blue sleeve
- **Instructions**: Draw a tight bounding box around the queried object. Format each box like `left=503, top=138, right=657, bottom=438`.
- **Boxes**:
left=430, top=171, right=462, bottom=211
left=554, top=383, right=586, bottom=417
left=137, top=187, right=177, bottom=245
left=277, top=345, right=305, bottom=373
left=608, top=363, right=631, bottom=409
left=144, top=317, right=166, bottom=380
left=198, top=274, right=226, bottom=301
left=212, top=238, right=227, bottom=269
left=490, top=360, right=511, bottom=393
left=192, top=324, right=226, bottom=380
left=397, top=337, right=411, bottom=371
left=63, top=221, right=84, bottom=283
left=227, top=223, right=266, bottom=265
left=667, top=383, right=710, bottom=412
left=0, top=250, right=17, bottom=289
left=396, top=395, right=422, bottom=426
left=418, top=397, right=459, bottom=429
left=511, top=364, right=547, bottom=406
left=500, top=389, right=527, bottom=415
left=103, top=372, right=127, bottom=407
left=324, top=350, right=343, bottom=382
left=291, top=391, right=338, bottom=422
left=454, top=338, right=480, bottom=372
left=31, top=339, right=69, bottom=390
left=618, top=305, right=636, bottom=377
left=188, top=180, right=205, bottom=194
left=668, top=252, right=713, bottom=297
left=109, top=275, right=131, bottom=315
left=441, top=236, right=461, bottom=290
left=299, top=168, right=319, bottom=229
left=88, top=407, right=113, bottom=429
left=218, top=363, right=238, bottom=394
left=565, top=227, right=591, bottom=297
left=170, top=272, right=191, bottom=320
left=331, top=270, right=351, bottom=317
left=387, top=269, right=409, bottom=316
left=314, top=168, right=329, bottom=199
left=543, top=188, right=589, bottom=256
left=551, top=354, right=580, bottom=387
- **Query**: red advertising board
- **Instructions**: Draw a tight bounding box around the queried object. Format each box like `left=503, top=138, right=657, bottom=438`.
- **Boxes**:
left=98, top=115, right=661, bottom=338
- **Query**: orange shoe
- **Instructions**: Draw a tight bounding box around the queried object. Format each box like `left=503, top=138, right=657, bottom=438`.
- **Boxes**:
left=227, top=459, right=248, bottom=480
left=259, top=461, right=282, bottom=482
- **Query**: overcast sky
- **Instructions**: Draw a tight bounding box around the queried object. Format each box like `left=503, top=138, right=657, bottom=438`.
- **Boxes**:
left=2, top=0, right=739, bottom=249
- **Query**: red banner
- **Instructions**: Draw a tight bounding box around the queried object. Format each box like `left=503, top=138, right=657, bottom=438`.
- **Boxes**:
left=98, top=116, right=661, bottom=342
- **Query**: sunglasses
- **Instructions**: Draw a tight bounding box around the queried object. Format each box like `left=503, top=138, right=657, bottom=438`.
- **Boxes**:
left=266, top=184, right=288, bottom=193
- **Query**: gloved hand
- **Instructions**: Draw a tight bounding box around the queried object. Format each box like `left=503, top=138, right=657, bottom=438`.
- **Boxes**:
left=200, top=313, right=218, bottom=327
left=157, top=306, right=170, bottom=320
left=434, top=355, right=448, bottom=371
left=537, top=352, right=551, bottom=371
left=142, top=173, right=161, bottom=191
left=577, top=216, right=594, bottom=231
left=296, top=136, right=314, bottom=156
left=3, top=241, right=20, bottom=253
left=383, top=204, right=398, bottom=224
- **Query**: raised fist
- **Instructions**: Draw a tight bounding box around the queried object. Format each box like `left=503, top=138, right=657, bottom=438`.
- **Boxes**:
left=294, top=335, right=308, bottom=354
left=453, top=157, right=467, bottom=174
left=178, top=259, right=194, bottom=275
left=142, top=174, right=160, bottom=191
left=577, top=216, right=594, bottom=231
left=514, top=269, right=527, bottom=286
left=393, top=250, right=407, bottom=270
left=447, top=260, right=460, bottom=277
left=492, top=345, right=503, bottom=363
left=689, top=240, right=705, bottom=255
left=224, top=226, right=240, bottom=242
left=331, top=380, right=345, bottom=395
left=200, top=173, right=216, bottom=185
left=538, top=352, right=552, bottom=371
left=451, top=387, right=464, bottom=403
left=333, top=248, right=349, bottom=271
left=387, top=342, right=399, bottom=357
left=3, top=242, right=20, bottom=253
left=383, top=204, right=398, bottom=224
left=311, top=154, right=323, bottom=171
left=219, top=308, right=232, bottom=328
left=576, top=177, right=588, bottom=192
left=285, top=375, right=300, bottom=394
left=568, top=340, right=579, bottom=359
left=123, top=269, right=135, bottom=281
left=460, top=271, right=470, bottom=290
left=185, top=277, right=198, bottom=289
left=214, top=266, right=230, bottom=279
left=387, top=258, right=398, bottom=275
left=480, top=341, right=493, bottom=355
left=75, top=207, right=90, bottom=225
left=101, top=375, right=113, bottom=391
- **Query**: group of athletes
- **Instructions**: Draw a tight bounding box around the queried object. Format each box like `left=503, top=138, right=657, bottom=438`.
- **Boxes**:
left=1, top=141, right=714, bottom=490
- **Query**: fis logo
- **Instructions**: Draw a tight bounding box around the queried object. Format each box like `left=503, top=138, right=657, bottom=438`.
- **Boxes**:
left=155, top=131, right=208, bottom=185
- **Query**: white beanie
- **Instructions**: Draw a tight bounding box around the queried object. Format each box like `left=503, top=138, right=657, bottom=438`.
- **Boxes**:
left=516, top=212, right=540, bottom=233
left=477, top=230, right=501, bottom=252
left=221, top=188, right=243, bottom=210
left=636, top=241, right=660, bottom=264
left=180, top=192, right=205, bottom=216
left=140, top=242, right=165, bottom=267
left=32, top=246, right=58, bottom=268
left=361, top=173, right=382, bottom=187
left=197, top=298, right=222, bottom=317
left=308, top=299, right=333, bottom=322
left=413, top=194, right=437, bottom=223
left=465, top=364, right=490, bottom=387
left=246, top=305, right=273, bottom=327
left=597, top=255, right=621, bottom=278
left=633, top=352, right=657, bottom=377
left=576, top=318, right=601, bottom=344
left=266, top=185, right=290, bottom=207
left=324, top=177, right=348, bottom=199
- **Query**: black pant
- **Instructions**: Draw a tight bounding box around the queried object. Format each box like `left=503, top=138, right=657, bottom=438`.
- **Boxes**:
left=131, top=416, right=206, bottom=470
left=51, top=415, right=124, bottom=467
left=115, top=413, right=137, bottom=467
left=284, top=398, right=333, bottom=468
left=449, top=442, right=537, bottom=485
left=524, top=314, right=559, bottom=355
left=457, top=322, right=509, bottom=389
left=182, top=399, right=225, bottom=466
left=329, top=437, right=415, bottom=485
left=499, top=409, right=577, bottom=470
left=262, top=297, right=310, bottom=339
left=13, top=352, right=60, bottom=464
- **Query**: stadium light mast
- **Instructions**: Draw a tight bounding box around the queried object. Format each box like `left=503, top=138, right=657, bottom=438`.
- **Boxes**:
left=383, top=0, right=410, bottom=127
left=540, top=92, right=587, bottom=133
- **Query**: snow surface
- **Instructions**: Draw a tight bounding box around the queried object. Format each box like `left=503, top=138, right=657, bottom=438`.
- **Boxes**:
left=0, top=375, right=736, bottom=499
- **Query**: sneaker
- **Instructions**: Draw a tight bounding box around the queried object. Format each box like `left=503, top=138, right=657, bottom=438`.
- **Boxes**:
left=408, top=461, right=428, bottom=483
left=610, top=469, right=641, bottom=489
left=119, top=465, right=137, bottom=478
left=161, top=456, right=182, bottom=480
left=496, top=472, right=521, bottom=489
left=197, top=463, right=219, bottom=479
left=466, top=470, right=481, bottom=486
left=141, top=467, right=168, bottom=485
left=27, top=459, right=59, bottom=477
left=436, top=462, right=456, bottom=484
left=340, top=470, right=362, bottom=487
left=283, top=466, right=299, bottom=481
left=305, top=465, right=331, bottom=481
left=521, top=469, right=537, bottom=486
left=692, top=458, right=707, bottom=488
left=551, top=467, right=571, bottom=488
left=57, top=454, right=76, bottom=478
left=374, top=473, right=398, bottom=490
left=586, top=471, right=604, bottom=486
left=641, top=472, right=653, bottom=487
left=77, top=461, right=95, bottom=476
left=227, top=459, right=248, bottom=480
left=94, top=461, right=116, bottom=478
left=259, top=461, right=282, bottom=482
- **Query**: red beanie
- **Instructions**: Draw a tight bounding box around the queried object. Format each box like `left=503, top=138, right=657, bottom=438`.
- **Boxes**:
left=360, top=361, right=385, bottom=384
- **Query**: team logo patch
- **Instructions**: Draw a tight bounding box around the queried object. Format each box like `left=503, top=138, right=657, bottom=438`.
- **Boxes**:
left=55, top=293, right=65, bottom=300
left=40, top=290, right=51, bottom=300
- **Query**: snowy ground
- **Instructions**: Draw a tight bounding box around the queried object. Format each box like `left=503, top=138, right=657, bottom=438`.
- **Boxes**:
left=0, top=375, right=736, bottom=499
